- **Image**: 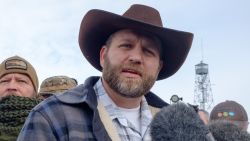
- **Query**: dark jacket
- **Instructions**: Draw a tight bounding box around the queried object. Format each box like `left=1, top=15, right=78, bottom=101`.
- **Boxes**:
left=17, top=76, right=168, bottom=141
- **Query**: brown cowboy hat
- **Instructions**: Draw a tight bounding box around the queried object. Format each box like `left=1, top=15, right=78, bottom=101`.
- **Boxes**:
left=79, top=4, right=193, bottom=80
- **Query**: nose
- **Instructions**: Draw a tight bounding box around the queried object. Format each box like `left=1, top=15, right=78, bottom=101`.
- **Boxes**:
left=128, top=46, right=143, bottom=64
left=6, top=80, right=18, bottom=92
left=3, top=81, right=19, bottom=97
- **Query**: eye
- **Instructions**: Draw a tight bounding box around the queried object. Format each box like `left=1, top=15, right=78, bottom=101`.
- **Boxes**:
left=18, top=79, right=28, bottom=84
left=143, top=48, right=156, bottom=57
left=120, top=43, right=132, bottom=49
left=0, top=79, right=9, bottom=84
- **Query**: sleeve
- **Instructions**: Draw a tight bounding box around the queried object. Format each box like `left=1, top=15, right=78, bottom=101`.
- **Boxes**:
left=16, top=110, right=57, bottom=141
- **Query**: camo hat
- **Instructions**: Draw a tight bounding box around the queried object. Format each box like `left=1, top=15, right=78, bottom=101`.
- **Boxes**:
left=0, top=55, right=39, bottom=93
left=39, top=75, right=78, bottom=96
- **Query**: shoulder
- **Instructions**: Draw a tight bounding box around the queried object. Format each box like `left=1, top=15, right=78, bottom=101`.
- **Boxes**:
left=25, top=90, right=95, bottom=129
left=145, top=92, right=169, bottom=108
left=30, top=95, right=65, bottom=118
left=18, top=94, right=95, bottom=141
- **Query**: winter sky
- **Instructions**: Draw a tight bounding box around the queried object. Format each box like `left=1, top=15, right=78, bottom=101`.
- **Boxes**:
left=1, top=0, right=250, bottom=129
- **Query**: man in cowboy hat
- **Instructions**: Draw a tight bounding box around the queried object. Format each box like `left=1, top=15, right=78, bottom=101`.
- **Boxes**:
left=18, top=4, right=193, bottom=140
left=0, top=55, right=39, bottom=98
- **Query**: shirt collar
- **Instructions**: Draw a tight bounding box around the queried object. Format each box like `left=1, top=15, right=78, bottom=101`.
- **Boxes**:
left=93, top=78, right=153, bottom=132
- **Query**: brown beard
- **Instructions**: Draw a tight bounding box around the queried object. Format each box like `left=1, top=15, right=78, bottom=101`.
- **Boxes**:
left=102, top=55, right=157, bottom=98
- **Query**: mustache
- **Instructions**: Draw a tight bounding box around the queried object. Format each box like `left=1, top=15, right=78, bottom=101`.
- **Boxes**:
left=2, top=92, right=19, bottom=97
left=122, top=64, right=143, bottom=76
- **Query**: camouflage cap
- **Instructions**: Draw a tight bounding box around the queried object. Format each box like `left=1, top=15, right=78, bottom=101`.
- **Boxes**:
left=38, top=75, right=78, bottom=95
left=210, top=100, right=248, bottom=122
left=0, top=55, right=39, bottom=93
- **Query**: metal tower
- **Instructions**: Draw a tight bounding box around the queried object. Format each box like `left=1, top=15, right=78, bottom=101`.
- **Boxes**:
left=194, top=61, right=213, bottom=110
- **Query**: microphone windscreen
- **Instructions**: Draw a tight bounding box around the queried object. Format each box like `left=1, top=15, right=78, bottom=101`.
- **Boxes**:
left=150, top=102, right=210, bottom=141
left=209, top=120, right=250, bottom=141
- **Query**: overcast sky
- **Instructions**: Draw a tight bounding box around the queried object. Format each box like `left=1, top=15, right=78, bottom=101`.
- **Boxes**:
left=1, top=0, right=250, bottom=130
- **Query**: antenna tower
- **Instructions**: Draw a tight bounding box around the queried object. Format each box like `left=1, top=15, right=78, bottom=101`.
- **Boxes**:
left=194, top=40, right=213, bottom=110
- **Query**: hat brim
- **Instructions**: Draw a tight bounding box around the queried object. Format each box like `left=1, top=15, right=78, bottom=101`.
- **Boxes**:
left=79, top=9, right=193, bottom=80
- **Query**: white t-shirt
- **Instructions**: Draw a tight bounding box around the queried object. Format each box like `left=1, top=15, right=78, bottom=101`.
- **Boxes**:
left=118, top=106, right=141, bottom=132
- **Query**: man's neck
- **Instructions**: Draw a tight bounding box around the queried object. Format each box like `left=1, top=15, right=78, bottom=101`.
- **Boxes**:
left=101, top=78, right=142, bottom=109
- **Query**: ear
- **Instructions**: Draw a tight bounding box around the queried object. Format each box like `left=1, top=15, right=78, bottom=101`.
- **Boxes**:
left=100, top=45, right=107, bottom=68
left=158, top=60, right=163, bottom=72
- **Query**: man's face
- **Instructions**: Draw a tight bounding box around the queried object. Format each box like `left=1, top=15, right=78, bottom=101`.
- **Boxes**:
left=0, top=73, right=36, bottom=98
left=100, top=29, right=163, bottom=98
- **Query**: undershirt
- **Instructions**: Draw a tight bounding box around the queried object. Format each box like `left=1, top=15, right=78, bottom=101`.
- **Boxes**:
left=118, top=106, right=141, bottom=133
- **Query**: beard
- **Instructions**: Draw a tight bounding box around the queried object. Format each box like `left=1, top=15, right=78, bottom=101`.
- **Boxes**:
left=102, top=55, right=158, bottom=98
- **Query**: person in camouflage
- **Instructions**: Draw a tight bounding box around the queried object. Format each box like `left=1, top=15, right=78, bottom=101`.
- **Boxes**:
left=38, top=75, right=78, bottom=99
left=0, top=55, right=40, bottom=141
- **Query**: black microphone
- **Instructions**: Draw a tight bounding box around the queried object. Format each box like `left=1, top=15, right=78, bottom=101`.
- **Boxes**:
left=208, top=120, right=250, bottom=141
left=150, top=102, right=215, bottom=141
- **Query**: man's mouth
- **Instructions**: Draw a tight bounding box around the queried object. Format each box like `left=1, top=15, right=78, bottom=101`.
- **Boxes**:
left=122, top=68, right=142, bottom=78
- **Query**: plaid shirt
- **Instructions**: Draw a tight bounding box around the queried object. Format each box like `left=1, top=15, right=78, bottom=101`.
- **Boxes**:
left=94, top=79, right=152, bottom=141
left=17, top=77, right=168, bottom=141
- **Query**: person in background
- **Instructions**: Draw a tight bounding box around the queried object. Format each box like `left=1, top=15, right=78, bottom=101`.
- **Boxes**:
left=17, top=4, right=193, bottom=140
left=38, top=75, right=78, bottom=99
left=0, top=55, right=39, bottom=98
left=208, top=120, right=250, bottom=141
left=0, top=55, right=41, bottom=141
left=210, top=100, right=249, bottom=131
left=198, top=109, right=210, bottom=125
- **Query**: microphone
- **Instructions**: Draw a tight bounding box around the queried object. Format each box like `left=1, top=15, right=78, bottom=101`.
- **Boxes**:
left=150, top=102, right=215, bottom=141
left=208, top=120, right=250, bottom=141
